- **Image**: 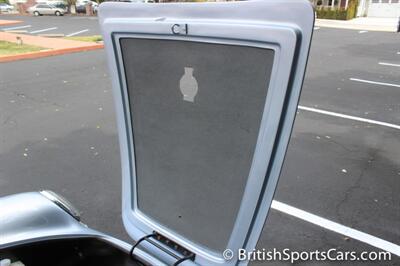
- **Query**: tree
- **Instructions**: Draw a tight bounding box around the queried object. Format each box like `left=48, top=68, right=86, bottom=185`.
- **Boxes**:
left=66, top=0, right=77, bottom=14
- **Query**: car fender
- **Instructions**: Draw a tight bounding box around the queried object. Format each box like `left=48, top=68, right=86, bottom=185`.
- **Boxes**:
left=0, top=192, right=98, bottom=248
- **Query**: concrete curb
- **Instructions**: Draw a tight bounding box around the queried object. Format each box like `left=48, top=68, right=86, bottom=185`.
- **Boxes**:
left=315, top=19, right=397, bottom=32
left=0, top=43, right=104, bottom=63
left=0, top=31, right=105, bottom=62
left=0, top=20, right=23, bottom=26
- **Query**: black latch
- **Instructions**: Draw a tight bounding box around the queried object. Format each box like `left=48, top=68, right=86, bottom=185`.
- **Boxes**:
left=130, top=232, right=195, bottom=266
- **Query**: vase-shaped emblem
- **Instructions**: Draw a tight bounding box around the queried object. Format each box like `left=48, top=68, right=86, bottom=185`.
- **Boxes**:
left=179, top=67, right=198, bottom=102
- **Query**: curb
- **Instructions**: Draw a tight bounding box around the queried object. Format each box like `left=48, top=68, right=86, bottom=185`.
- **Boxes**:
left=315, top=19, right=397, bottom=32
left=0, top=20, right=23, bottom=26
left=0, top=43, right=104, bottom=63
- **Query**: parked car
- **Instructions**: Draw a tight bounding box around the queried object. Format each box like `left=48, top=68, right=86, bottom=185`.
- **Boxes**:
left=27, top=4, right=65, bottom=16
left=0, top=191, right=163, bottom=266
left=76, top=0, right=98, bottom=13
left=123, top=0, right=155, bottom=2
left=0, top=3, right=14, bottom=12
left=75, top=3, right=86, bottom=13
left=52, top=2, right=68, bottom=12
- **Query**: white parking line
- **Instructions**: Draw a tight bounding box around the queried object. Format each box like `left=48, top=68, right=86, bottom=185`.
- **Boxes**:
left=3, top=25, right=32, bottom=31
left=379, top=62, right=400, bottom=68
left=350, top=78, right=400, bottom=88
left=298, top=106, right=400, bottom=130
left=66, top=29, right=89, bottom=37
left=359, top=30, right=368, bottom=34
left=30, top=27, right=57, bottom=34
left=314, top=27, right=320, bottom=30
left=271, top=200, right=400, bottom=256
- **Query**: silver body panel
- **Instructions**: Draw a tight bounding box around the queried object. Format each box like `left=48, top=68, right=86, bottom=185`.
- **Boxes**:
left=0, top=2, right=313, bottom=266
left=99, top=1, right=314, bottom=265
left=0, top=192, right=165, bottom=266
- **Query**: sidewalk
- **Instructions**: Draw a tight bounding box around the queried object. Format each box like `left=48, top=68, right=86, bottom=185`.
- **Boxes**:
left=315, top=17, right=398, bottom=32
left=0, top=31, right=103, bottom=62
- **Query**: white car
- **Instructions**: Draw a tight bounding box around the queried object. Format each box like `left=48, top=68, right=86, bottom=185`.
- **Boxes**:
left=27, top=4, right=65, bottom=16
left=0, top=3, right=14, bottom=12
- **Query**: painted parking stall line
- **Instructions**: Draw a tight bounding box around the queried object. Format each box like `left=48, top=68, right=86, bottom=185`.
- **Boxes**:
left=3, top=25, right=32, bottom=31
left=271, top=200, right=400, bottom=256
left=66, top=29, right=89, bottom=37
left=349, top=78, right=400, bottom=88
left=30, top=27, right=58, bottom=34
left=379, top=62, right=400, bottom=68
left=298, top=106, right=400, bottom=130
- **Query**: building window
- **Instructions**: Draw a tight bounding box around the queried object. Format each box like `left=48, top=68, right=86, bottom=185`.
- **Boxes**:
left=328, top=0, right=339, bottom=5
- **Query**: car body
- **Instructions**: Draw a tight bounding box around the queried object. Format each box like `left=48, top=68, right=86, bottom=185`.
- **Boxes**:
left=75, top=3, right=86, bottom=13
left=0, top=191, right=164, bottom=266
left=124, top=0, right=155, bottom=2
left=0, top=3, right=14, bottom=12
left=0, top=1, right=313, bottom=265
left=27, top=4, right=65, bottom=16
left=52, top=2, right=68, bottom=12
left=76, top=0, right=98, bottom=13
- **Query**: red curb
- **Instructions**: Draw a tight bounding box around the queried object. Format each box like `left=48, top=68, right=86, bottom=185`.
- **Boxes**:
left=0, top=20, right=23, bottom=26
left=0, top=43, right=104, bottom=63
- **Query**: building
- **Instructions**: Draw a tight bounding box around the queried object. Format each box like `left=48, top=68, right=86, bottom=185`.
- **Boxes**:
left=313, top=0, right=400, bottom=17
left=357, top=0, right=400, bottom=17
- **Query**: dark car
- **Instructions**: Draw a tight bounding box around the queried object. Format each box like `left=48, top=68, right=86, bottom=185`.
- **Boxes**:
left=76, top=1, right=98, bottom=13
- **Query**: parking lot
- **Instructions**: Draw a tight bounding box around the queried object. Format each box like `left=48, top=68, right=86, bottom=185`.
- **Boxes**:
left=0, top=17, right=399, bottom=265
left=0, top=14, right=99, bottom=36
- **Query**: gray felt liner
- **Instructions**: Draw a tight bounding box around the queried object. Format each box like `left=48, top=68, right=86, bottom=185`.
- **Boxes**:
left=120, top=38, right=274, bottom=252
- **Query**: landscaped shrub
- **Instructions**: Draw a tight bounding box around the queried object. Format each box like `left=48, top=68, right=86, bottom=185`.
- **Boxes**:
left=316, top=0, right=358, bottom=21
left=346, top=0, right=358, bottom=20
left=316, top=7, right=347, bottom=20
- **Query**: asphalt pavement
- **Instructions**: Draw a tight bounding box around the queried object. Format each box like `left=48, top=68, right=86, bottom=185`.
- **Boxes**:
left=0, top=26, right=399, bottom=265
left=0, top=14, right=99, bottom=36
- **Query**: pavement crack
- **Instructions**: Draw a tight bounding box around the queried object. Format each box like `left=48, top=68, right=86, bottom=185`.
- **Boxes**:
left=328, top=139, right=358, bottom=153
left=2, top=114, right=14, bottom=126
left=334, top=150, right=377, bottom=224
left=1, top=111, right=20, bottom=127
left=12, top=91, right=63, bottom=108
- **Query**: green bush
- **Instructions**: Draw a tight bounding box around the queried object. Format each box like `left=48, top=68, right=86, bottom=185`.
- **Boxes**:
left=316, top=7, right=347, bottom=20
left=346, top=0, right=358, bottom=20
left=316, top=0, right=358, bottom=21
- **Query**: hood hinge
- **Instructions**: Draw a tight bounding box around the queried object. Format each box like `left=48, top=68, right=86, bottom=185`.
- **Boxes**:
left=130, top=232, right=195, bottom=266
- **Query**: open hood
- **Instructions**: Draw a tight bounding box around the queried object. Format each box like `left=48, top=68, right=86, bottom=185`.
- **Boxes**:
left=99, top=1, right=314, bottom=265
